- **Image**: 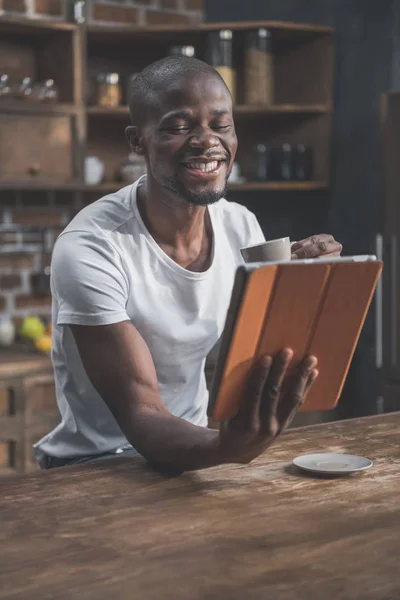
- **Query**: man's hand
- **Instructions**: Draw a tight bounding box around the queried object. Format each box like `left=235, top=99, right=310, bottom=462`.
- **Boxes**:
left=218, top=349, right=318, bottom=464
left=291, top=234, right=342, bottom=260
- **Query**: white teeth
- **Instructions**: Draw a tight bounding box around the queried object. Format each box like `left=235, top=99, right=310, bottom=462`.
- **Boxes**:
left=187, top=161, right=219, bottom=172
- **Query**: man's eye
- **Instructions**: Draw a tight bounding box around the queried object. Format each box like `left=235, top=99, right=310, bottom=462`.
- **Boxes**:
left=213, top=125, right=231, bottom=131
left=163, top=127, right=189, bottom=134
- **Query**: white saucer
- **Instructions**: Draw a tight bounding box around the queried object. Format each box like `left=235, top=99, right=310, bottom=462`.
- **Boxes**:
left=292, top=453, right=373, bottom=475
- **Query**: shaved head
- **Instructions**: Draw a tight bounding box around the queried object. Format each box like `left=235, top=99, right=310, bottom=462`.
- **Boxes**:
left=129, top=56, right=230, bottom=127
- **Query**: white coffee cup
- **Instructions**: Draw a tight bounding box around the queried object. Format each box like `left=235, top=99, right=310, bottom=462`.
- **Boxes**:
left=240, top=237, right=291, bottom=263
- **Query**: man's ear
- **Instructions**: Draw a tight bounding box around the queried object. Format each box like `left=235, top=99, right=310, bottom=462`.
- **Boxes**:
left=125, top=126, right=145, bottom=156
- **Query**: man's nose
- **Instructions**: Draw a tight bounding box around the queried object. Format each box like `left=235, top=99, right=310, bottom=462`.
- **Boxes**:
left=188, top=128, right=219, bottom=150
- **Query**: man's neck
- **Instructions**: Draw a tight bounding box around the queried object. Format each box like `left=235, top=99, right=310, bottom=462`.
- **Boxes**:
left=137, top=178, right=213, bottom=272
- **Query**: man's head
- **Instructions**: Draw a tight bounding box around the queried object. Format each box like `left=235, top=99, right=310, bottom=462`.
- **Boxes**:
left=126, top=56, right=237, bottom=206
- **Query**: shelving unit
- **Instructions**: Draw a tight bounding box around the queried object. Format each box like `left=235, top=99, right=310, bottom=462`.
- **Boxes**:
left=0, top=17, right=334, bottom=195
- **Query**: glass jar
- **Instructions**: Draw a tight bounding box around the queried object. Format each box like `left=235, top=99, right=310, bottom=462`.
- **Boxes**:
left=15, top=77, right=34, bottom=101
left=0, top=74, right=12, bottom=99
left=207, top=30, right=236, bottom=102
left=275, top=144, right=294, bottom=181
left=254, top=143, right=273, bottom=181
left=96, top=73, right=122, bottom=108
left=170, top=46, right=195, bottom=57
left=38, top=79, right=59, bottom=103
left=293, top=145, right=313, bottom=181
left=245, top=28, right=273, bottom=105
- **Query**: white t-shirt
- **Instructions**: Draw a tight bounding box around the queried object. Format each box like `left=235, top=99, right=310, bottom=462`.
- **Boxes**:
left=34, top=178, right=265, bottom=459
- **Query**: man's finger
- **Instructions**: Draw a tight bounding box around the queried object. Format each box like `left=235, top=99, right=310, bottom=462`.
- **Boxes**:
left=292, top=239, right=341, bottom=260
left=235, top=355, right=272, bottom=430
left=305, top=368, right=319, bottom=395
left=291, top=234, right=334, bottom=253
left=277, top=356, right=318, bottom=427
left=259, top=348, right=293, bottom=433
left=282, top=367, right=319, bottom=429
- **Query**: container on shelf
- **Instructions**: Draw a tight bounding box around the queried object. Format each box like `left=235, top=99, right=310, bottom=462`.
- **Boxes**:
left=207, top=30, right=236, bottom=102
left=274, top=143, right=294, bottom=181
left=0, top=74, right=12, bottom=99
left=244, top=28, right=273, bottom=105
left=0, top=317, right=15, bottom=347
left=96, top=73, right=122, bottom=108
left=228, top=161, right=245, bottom=184
left=84, top=156, right=104, bottom=185
left=170, top=46, right=195, bottom=57
left=37, top=79, right=59, bottom=104
left=14, top=77, right=35, bottom=101
left=293, top=144, right=313, bottom=181
left=253, top=143, right=273, bottom=181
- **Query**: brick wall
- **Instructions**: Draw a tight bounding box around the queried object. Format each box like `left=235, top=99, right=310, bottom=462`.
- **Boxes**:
left=89, top=0, right=203, bottom=26
left=0, top=0, right=204, bottom=24
left=0, top=0, right=67, bottom=19
left=0, top=193, right=74, bottom=320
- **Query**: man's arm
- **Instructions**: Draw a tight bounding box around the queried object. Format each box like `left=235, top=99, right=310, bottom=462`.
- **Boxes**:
left=71, top=321, right=222, bottom=473
left=71, top=320, right=318, bottom=474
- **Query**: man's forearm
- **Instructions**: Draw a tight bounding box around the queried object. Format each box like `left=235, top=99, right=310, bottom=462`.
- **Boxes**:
left=122, top=409, right=226, bottom=473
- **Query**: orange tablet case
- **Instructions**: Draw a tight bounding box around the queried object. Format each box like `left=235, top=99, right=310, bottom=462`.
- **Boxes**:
left=208, top=258, right=383, bottom=422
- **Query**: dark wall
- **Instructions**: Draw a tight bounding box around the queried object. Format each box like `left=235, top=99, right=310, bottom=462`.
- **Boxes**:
left=206, top=0, right=400, bottom=416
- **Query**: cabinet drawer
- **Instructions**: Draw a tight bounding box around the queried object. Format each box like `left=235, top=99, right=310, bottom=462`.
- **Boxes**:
left=0, top=113, right=74, bottom=183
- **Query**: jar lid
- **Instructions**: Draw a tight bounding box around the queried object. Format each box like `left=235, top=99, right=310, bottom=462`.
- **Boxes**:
left=170, top=46, right=195, bottom=57
left=219, top=29, right=233, bottom=40
left=97, top=72, right=120, bottom=84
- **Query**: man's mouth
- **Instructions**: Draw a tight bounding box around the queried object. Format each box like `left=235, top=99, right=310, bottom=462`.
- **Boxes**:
left=184, top=160, right=221, bottom=173
left=180, top=157, right=227, bottom=180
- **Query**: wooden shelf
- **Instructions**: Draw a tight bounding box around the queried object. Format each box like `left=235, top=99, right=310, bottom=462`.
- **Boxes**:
left=234, top=104, right=331, bottom=115
left=2, top=180, right=328, bottom=193
left=0, top=17, right=334, bottom=197
left=0, top=180, right=328, bottom=193
left=0, top=180, right=83, bottom=192
left=0, top=16, right=76, bottom=35
left=0, top=102, right=80, bottom=115
left=228, top=181, right=329, bottom=191
left=87, top=21, right=333, bottom=44
left=87, top=106, right=129, bottom=117
left=87, top=104, right=331, bottom=118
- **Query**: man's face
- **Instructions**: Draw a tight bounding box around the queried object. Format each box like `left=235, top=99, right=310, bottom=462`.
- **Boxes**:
left=138, top=73, right=237, bottom=206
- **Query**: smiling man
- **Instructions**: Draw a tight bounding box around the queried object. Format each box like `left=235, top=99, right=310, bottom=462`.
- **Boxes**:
left=34, top=57, right=341, bottom=472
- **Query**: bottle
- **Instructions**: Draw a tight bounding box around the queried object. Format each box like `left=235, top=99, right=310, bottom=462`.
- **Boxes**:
left=0, top=317, right=15, bottom=347
left=245, top=28, right=273, bottom=105
left=207, top=30, right=236, bottom=102
left=254, top=143, right=273, bottom=181
left=170, top=46, right=195, bottom=57
left=276, top=144, right=294, bottom=181
left=16, top=77, right=34, bottom=101
left=0, top=74, right=12, bottom=99
left=293, top=145, right=313, bottom=181
left=39, top=79, right=59, bottom=103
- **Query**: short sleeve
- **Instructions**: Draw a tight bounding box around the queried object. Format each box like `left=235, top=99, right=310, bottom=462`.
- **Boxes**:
left=51, top=231, right=130, bottom=327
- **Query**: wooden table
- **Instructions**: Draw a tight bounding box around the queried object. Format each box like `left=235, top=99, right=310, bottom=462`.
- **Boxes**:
left=0, top=413, right=399, bottom=600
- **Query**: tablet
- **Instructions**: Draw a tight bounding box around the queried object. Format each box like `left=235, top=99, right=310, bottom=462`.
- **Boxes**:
left=208, top=256, right=383, bottom=421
